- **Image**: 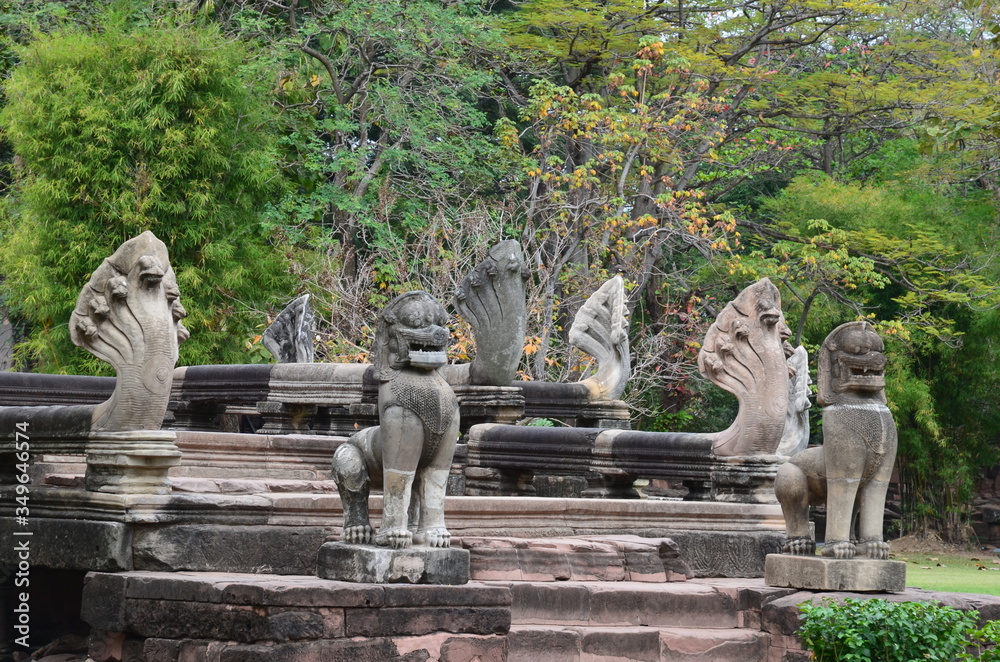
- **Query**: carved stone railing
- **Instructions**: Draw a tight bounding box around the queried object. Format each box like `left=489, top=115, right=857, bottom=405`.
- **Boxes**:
left=464, top=424, right=778, bottom=503
left=464, top=278, right=802, bottom=502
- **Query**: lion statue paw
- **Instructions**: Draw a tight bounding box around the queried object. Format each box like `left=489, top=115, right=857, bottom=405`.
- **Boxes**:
left=822, top=540, right=856, bottom=559
left=782, top=537, right=816, bottom=556
left=413, top=527, right=451, bottom=548
left=860, top=540, right=890, bottom=560
left=342, top=525, right=373, bottom=545
left=375, top=528, right=413, bottom=549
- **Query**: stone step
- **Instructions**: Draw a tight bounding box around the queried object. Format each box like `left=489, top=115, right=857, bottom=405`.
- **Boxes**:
left=462, top=535, right=693, bottom=583
left=169, top=430, right=341, bottom=481
left=503, top=581, right=744, bottom=629
left=508, top=625, right=770, bottom=662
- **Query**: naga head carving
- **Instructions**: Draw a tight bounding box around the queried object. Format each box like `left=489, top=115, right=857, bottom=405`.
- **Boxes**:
left=698, top=278, right=791, bottom=456
left=263, top=294, right=315, bottom=363
left=69, top=231, right=188, bottom=431
left=817, top=321, right=887, bottom=406
left=453, top=240, right=528, bottom=386
left=70, top=231, right=188, bottom=364
left=373, top=291, right=451, bottom=381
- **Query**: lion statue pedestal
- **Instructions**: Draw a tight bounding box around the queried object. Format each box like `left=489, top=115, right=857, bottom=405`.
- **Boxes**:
left=317, top=291, right=470, bottom=584
left=766, top=321, right=906, bottom=592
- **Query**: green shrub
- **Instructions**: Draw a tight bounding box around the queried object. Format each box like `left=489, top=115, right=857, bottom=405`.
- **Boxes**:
left=797, top=598, right=979, bottom=661
left=0, top=9, right=293, bottom=372
left=963, top=620, right=1000, bottom=661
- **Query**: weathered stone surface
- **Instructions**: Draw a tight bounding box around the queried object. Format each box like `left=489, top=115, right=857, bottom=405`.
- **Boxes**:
left=506, top=582, right=739, bottom=629
left=581, top=535, right=693, bottom=582
left=453, top=240, right=527, bottom=387
left=82, top=571, right=512, bottom=654
left=764, top=554, right=906, bottom=592
left=170, top=430, right=338, bottom=482
left=509, top=625, right=771, bottom=662
left=698, top=278, right=791, bottom=456
left=777, top=345, right=810, bottom=460
left=658, top=627, right=770, bottom=662
left=667, top=530, right=785, bottom=578
left=776, top=322, right=897, bottom=562
left=125, top=600, right=273, bottom=641
left=508, top=626, right=582, bottom=662
left=709, top=454, right=780, bottom=504
left=569, top=275, right=631, bottom=401
left=85, top=431, right=182, bottom=495
left=438, top=634, right=508, bottom=662
left=81, top=573, right=128, bottom=631
left=461, top=535, right=692, bottom=583
left=317, top=542, right=470, bottom=585
left=133, top=525, right=335, bottom=574
left=0, top=372, right=114, bottom=408
left=580, top=626, right=661, bottom=661
left=217, top=638, right=401, bottom=662
left=167, top=364, right=272, bottom=432
left=0, top=518, right=132, bottom=571
left=517, top=381, right=632, bottom=429
left=263, top=294, right=315, bottom=364
left=345, top=605, right=510, bottom=638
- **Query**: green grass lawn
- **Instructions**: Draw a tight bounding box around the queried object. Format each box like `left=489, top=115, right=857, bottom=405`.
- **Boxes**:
left=892, top=552, right=1000, bottom=595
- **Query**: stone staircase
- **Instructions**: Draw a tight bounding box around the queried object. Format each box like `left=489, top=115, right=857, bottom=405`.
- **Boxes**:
left=502, top=580, right=789, bottom=662
left=79, top=570, right=806, bottom=662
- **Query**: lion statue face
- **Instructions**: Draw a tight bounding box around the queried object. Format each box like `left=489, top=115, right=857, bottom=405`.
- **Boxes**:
left=817, top=321, right=887, bottom=406
left=374, top=291, right=451, bottom=380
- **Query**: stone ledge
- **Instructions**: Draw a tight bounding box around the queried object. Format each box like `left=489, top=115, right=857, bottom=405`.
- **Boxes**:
left=82, top=571, right=511, bottom=644
left=764, top=554, right=907, bottom=592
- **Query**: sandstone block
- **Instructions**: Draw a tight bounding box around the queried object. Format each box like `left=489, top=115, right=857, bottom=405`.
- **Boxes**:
left=439, top=634, right=508, bottom=662
left=658, top=627, right=769, bottom=662
left=316, top=542, right=470, bottom=585
left=764, top=554, right=906, bottom=592
left=509, top=583, right=591, bottom=624
left=508, top=626, right=582, bottom=662
left=587, top=584, right=739, bottom=628
left=1, top=518, right=132, bottom=571
left=345, top=606, right=511, bottom=638
left=81, top=573, right=128, bottom=631
left=216, top=638, right=400, bottom=662
left=382, top=583, right=510, bottom=608
left=580, top=626, right=661, bottom=661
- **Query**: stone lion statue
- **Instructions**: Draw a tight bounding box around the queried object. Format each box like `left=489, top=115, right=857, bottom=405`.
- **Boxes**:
left=331, top=291, right=459, bottom=549
left=775, top=321, right=897, bottom=559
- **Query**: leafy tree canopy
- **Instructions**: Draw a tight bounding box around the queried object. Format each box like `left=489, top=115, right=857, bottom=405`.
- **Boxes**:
left=0, top=8, right=294, bottom=372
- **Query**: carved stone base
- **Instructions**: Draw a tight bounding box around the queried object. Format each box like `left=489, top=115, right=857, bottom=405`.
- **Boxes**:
left=764, top=554, right=907, bottom=592
left=710, top=455, right=780, bottom=504
left=85, top=431, right=182, bottom=494
left=317, top=542, right=470, bottom=585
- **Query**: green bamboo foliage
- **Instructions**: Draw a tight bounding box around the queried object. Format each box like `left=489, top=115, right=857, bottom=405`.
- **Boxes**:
left=0, top=12, right=293, bottom=372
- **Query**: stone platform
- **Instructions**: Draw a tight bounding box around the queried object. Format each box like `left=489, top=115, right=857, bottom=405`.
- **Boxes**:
left=764, top=554, right=907, bottom=592
left=81, top=571, right=509, bottom=662
left=74, top=571, right=1000, bottom=662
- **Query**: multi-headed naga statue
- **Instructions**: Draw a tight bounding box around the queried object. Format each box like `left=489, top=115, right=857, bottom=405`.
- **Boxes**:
left=331, top=291, right=459, bottom=549
left=775, top=321, right=898, bottom=559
